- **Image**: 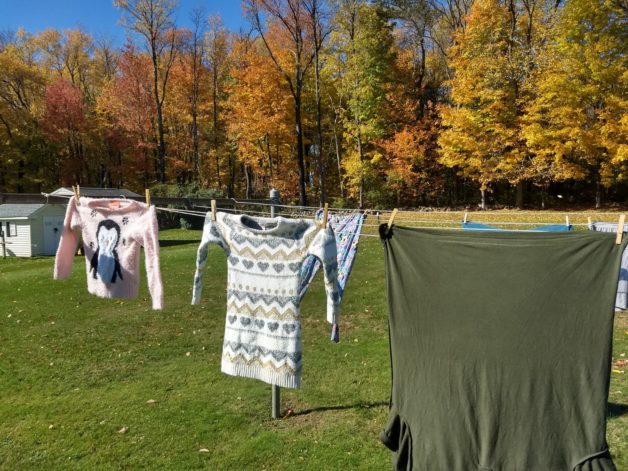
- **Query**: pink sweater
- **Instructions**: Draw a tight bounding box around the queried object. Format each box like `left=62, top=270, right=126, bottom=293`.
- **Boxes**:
left=54, top=196, right=164, bottom=310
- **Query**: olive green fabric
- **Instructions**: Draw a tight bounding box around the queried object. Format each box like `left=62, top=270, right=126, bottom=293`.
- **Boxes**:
left=379, top=225, right=625, bottom=471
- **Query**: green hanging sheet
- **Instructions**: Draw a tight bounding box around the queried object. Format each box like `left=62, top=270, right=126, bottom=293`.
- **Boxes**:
left=379, top=225, right=625, bottom=471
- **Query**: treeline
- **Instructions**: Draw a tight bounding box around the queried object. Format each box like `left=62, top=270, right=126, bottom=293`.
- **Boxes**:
left=0, top=0, right=625, bottom=208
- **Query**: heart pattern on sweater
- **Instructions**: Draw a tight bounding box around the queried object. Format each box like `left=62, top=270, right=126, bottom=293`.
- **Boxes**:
left=272, top=263, right=285, bottom=272
left=257, top=262, right=269, bottom=271
left=227, top=315, right=237, bottom=324
left=240, top=317, right=252, bottom=326
left=228, top=256, right=239, bottom=266
left=283, top=324, right=297, bottom=334
left=254, top=319, right=265, bottom=329
left=288, top=262, right=301, bottom=272
left=267, top=322, right=279, bottom=332
left=242, top=260, right=254, bottom=269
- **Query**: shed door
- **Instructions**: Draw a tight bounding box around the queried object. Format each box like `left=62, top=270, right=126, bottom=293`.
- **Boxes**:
left=43, top=216, right=64, bottom=256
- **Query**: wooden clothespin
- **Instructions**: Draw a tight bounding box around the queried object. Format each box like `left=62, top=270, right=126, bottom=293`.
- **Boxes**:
left=386, top=209, right=398, bottom=235
left=145, top=189, right=151, bottom=207
left=463, top=212, right=469, bottom=224
left=616, top=214, right=625, bottom=245
left=73, top=184, right=80, bottom=204
left=322, top=203, right=329, bottom=228
left=211, top=199, right=217, bottom=222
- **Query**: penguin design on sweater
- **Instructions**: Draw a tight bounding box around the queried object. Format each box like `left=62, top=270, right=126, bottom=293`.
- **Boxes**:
left=90, top=219, right=124, bottom=283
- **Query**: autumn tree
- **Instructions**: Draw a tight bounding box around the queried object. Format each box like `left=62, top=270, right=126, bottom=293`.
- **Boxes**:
left=304, top=0, right=330, bottom=205
left=225, top=35, right=297, bottom=198
left=244, top=0, right=318, bottom=205
left=97, top=44, right=157, bottom=188
left=42, top=77, right=89, bottom=184
left=0, top=30, right=47, bottom=191
left=438, top=0, right=545, bottom=208
left=114, top=0, right=180, bottom=184
left=187, top=7, right=205, bottom=180
left=205, top=15, right=231, bottom=191
left=522, top=0, right=627, bottom=208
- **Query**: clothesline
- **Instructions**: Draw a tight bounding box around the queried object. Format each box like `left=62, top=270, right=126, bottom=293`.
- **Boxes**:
left=232, top=198, right=626, bottom=216
left=39, top=192, right=606, bottom=230
left=203, top=204, right=592, bottom=227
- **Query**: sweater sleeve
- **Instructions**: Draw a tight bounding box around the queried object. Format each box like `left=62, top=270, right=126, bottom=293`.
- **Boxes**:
left=191, top=213, right=230, bottom=305
left=131, top=206, right=164, bottom=310
left=307, top=226, right=341, bottom=338
left=54, top=196, right=81, bottom=279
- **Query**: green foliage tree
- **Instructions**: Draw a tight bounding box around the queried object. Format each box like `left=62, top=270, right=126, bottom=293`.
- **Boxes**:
left=325, top=0, right=396, bottom=207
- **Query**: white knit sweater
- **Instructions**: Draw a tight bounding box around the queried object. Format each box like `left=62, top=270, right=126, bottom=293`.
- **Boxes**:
left=192, top=212, right=340, bottom=388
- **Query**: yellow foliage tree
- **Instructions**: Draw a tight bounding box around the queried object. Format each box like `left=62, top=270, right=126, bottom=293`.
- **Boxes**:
left=522, top=0, right=627, bottom=207
left=438, top=0, right=540, bottom=208
left=225, top=34, right=297, bottom=198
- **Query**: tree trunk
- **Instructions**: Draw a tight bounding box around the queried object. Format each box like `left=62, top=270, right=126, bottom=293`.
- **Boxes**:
left=151, top=46, right=166, bottom=183
left=356, top=132, right=364, bottom=209
left=266, top=136, right=273, bottom=186
left=480, top=188, right=486, bottom=210
left=213, top=67, right=221, bottom=191
left=17, top=159, right=24, bottom=193
left=595, top=178, right=602, bottom=209
left=191, top=43, right=200, bottom=183
left=244, top=164, right=252, bottom=199
left=333, top=125, right=344, bottom=198
left=227, top=153, right=235, bottom=198
left=515, top=181, right=525, bottom=209
left=295, top=89, right=307, bottom=206
left=314, top=43, right=325, bottom=205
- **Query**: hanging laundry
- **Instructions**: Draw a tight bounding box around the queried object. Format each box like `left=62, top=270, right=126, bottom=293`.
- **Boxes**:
left=590, top=222, right=628, bottom=311
left=192, top=212, right=340, bottom=389
left=463, top=221, right=573, bottom=231
left=54, top=196, right=163, bottom=310
left=380, top=225, right=625, bottom=470
left=298, top=211, right=364, bottom=302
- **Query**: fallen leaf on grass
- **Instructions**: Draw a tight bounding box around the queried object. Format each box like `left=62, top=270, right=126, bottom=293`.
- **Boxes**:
left=146, top=399, right=156, bottom=404
left=118, top=426, right=129, bottom=434
left=199, top=448, right=209, bottom=453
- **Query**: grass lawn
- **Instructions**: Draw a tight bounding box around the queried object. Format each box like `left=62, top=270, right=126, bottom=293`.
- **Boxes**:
left=0, top=222, right=627, bottom=469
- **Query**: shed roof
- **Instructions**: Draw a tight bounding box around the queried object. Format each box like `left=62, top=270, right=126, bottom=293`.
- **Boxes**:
left=0, top=204, right=46, bottom=219
left=51, top=187, right=141, bottom=198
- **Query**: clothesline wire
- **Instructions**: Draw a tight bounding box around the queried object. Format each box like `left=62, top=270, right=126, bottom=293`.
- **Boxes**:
left=38, top=192, right=614, bottom=227
left=231, top=198, right=626, bottom=216
left=37, top=192, right=615, bottom=238
left=196, top=204, right=595, bottom=226
left=361, top=221, right=590, bottom=227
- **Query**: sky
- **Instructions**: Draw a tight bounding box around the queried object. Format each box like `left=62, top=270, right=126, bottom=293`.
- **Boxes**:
left=0, top=0, right=249, bottom=44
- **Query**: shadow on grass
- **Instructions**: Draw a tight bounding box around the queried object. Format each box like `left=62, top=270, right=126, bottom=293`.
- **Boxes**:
left=291, top=401, right=628, bottom=418
left=159, top=239, right=199, bottom=248
left=292, top=401, right=388, bottom=417
left=608, top=402, right=628, bottom=418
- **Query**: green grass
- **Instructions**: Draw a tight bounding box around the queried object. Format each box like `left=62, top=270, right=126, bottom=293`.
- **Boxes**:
left=0, top=225, right=626, bottom=469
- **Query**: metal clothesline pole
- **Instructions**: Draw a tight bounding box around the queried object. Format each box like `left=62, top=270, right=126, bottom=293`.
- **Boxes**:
left=269, top=188, right=281, bottom=420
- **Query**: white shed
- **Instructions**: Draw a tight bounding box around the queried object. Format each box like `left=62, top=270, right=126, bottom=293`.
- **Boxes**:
left=0, top=204, right=67, bottom=257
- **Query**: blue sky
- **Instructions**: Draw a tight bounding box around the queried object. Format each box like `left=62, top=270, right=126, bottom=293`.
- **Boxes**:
left=0, top=0, right=249, bottom=44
